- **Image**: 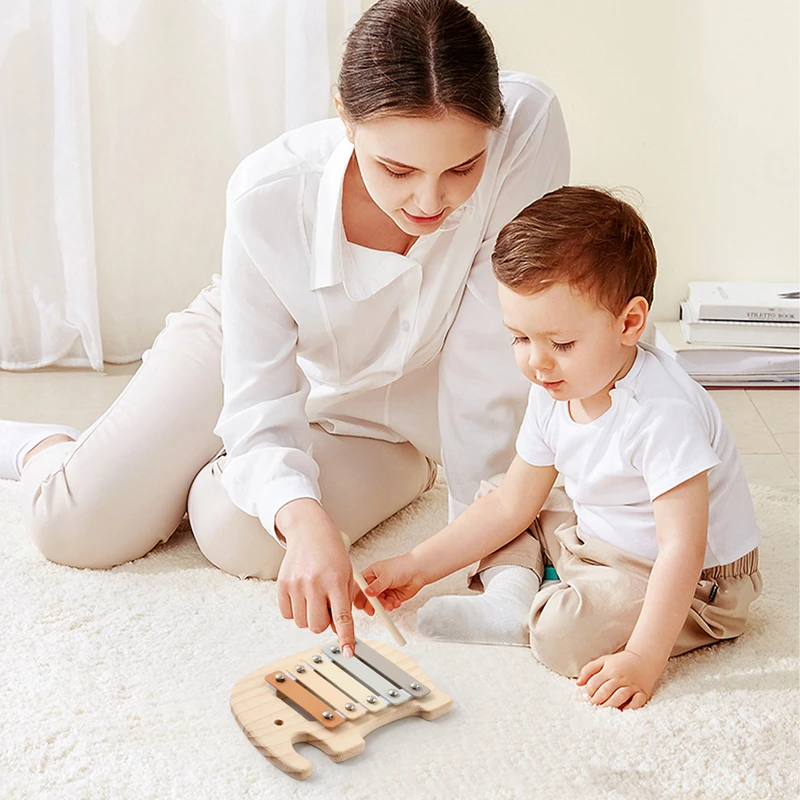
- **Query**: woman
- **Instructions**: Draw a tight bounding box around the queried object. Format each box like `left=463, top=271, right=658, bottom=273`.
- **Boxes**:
left=1, top=0, right=569, bottom=657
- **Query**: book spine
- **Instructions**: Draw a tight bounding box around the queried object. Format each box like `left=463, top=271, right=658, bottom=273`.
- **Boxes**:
left=690, top=302, right=800, bottom=323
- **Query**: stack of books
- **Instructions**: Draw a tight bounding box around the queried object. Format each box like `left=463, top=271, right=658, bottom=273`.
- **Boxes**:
left=654, top=282, right=800, bottom=387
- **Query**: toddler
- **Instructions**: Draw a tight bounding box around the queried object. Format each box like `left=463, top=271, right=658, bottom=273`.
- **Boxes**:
left=358, top=186, right=762, bottom=710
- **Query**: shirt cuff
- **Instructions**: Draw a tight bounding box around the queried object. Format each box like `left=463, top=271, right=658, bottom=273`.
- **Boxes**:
left=255, top=475, right=321, bottom=542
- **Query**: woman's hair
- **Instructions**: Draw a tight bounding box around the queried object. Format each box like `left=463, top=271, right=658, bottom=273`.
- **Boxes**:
left=338, top=0, right=504, bottom=127
left=492, top=187, right=658, bottom=316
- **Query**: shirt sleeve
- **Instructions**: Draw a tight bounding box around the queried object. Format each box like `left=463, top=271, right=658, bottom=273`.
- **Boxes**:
left=214, top=188, right=321, bottom=541
left=625, top=398, right=721, bottom=501
left=438, top=91, right=570, bottom=519
left=515, top=387, right=557, bottom=467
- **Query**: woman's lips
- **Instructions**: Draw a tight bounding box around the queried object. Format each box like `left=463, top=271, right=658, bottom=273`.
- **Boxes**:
left=541, top=380, right=564, bottom=390
left=402, top=209, right=445, bottom=225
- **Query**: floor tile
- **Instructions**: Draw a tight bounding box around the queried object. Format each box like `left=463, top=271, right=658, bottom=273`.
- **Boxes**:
left=739, top=454, right=799, bottom=488
left=0, top=363, right=138, bottom=430
left=747, top=389, right=799, bottom=436
left=774, top=432, right=799, bottom=454
left=782, top=452, right=800, bottom=480
left=710, top=390, right=780, bottom=454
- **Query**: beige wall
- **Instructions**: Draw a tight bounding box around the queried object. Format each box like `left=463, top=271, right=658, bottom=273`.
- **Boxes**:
left=363, top=0, right=800, bottom=321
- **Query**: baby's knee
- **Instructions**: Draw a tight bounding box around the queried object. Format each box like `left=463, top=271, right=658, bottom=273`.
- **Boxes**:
left=188, top=461, right=284, bottom=581
left=528, top=593, right=616, bottom=679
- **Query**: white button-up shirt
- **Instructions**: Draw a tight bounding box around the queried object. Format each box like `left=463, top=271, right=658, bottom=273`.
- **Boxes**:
left=215, top=71, right=570, bottom=537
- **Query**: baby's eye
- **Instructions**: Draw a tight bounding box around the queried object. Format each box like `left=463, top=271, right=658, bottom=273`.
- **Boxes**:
left=552, top=341, right=575, bottom=352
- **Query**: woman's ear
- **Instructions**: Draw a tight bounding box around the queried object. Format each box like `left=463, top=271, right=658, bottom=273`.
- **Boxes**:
left=333, top=94, right=355, bottom=143
left=620, top=296, right=649, bottom=344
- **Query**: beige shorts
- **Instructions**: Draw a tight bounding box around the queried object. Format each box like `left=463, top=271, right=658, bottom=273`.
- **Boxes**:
left=468, top=479, right=763, bottom=678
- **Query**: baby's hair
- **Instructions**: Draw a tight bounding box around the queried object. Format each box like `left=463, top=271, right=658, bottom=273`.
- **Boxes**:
left=492, top=186, right=657, bottom=316
left=338, top=0, right=503, bottom=128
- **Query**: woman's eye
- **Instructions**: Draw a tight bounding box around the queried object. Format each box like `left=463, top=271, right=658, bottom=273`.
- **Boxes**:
left=552, top=341, right=575, bottom=352
left=383, top=166, right=411, bottom=179
left=452, top=165, right=476, bottom=177
left=511, top=336, right=528, bottom=346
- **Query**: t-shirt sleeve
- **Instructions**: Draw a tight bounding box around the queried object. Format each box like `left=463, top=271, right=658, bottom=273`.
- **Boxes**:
left=626, top=398, right=721, bottom=501
left=515, top=386, right=556, bottom=467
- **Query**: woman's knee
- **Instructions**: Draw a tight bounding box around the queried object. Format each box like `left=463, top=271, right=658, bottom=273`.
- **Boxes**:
left=188, top=459, right=285, bottom=581
left=22, top=444, right=178, bottom=569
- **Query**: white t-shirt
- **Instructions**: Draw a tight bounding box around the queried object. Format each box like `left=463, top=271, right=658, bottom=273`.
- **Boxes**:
left=214, top=72, right=571, bottom=536
left=516, top=344, right=761, bottom=568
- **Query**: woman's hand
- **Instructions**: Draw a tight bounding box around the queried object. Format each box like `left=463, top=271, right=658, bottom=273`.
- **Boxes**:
left=354, top=553, right=427, bottom=615
left=275, top=499, right=357, bottom=657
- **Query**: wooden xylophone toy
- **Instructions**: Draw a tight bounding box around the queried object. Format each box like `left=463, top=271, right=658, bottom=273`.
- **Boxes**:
left=230, top=637, right=452, bottom=780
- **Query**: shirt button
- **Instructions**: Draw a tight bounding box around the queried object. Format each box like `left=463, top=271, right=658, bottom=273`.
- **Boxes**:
left=401, top=320, right=410, bottom=332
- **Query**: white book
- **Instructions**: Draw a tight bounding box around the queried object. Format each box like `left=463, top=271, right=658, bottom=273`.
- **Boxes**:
left=680, top=303, right=800, bottom=349
left=687, top=281, right=800, bottom=323
left=654, top=322, right=800, bottom=383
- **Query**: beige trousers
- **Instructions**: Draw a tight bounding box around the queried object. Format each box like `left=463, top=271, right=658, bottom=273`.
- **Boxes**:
left=21, top=282, right=436, bottom=580
left=468, top=479, right=763, bottom=678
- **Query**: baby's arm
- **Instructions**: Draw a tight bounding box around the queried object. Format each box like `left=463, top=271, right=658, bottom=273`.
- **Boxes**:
left=361, top=457, right=557, bottom=607
left=577, top=470, right=709, bottom=709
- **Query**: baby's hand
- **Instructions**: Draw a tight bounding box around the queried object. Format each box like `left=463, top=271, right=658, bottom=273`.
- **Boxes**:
left=354, top=554, right=427, bottom=615
left=576, top=650, right=663, bottom=710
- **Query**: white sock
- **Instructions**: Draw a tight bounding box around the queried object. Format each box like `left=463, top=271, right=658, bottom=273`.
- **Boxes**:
left=0, top=421, right=80, bottom=481
left=417, top=565, right=540, bottom=646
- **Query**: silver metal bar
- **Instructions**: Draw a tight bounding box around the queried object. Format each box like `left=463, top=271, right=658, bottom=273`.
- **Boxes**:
left=321, top=643, right=409, bottom=706
left=352, top=639, right=430, bottom=698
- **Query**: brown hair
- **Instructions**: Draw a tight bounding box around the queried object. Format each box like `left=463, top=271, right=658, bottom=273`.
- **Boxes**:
left=338, top=0, right=504, bottom=127
left=492, top=186, right=657, bottom=315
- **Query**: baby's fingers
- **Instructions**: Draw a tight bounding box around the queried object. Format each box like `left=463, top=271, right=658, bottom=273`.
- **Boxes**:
left=600, top=686, right=635, bottom=709
left=577, top=656, right=607, bottom=686
left=622, top=691, right=649, bottom=711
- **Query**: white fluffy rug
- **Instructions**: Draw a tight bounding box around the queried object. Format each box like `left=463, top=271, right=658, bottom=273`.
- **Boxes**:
left=1, top=477, right=797, bottom=800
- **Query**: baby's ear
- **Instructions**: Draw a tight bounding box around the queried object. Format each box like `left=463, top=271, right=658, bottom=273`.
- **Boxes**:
left=620, top=296, right=649, bottom=343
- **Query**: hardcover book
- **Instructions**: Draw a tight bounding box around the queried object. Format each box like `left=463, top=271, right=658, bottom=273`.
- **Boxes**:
left=687, top=282, right=800, bottom=323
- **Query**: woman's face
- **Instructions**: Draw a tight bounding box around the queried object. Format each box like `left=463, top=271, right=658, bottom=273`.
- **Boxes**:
left=346, top=111, right=491, bottom=236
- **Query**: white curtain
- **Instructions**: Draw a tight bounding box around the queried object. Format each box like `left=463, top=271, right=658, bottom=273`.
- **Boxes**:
left=0, top=0, right=361, bottom=370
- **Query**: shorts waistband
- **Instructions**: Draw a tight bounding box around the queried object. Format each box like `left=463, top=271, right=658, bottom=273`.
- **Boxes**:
left=701, top=547, right=759, bottom=580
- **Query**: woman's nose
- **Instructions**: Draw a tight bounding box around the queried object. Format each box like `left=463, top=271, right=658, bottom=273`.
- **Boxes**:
left=413, top=180, right=442, bottom=215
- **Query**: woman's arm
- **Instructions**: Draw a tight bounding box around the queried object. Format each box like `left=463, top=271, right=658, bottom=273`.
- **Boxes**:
left=216, top=198, right=357, bottom=654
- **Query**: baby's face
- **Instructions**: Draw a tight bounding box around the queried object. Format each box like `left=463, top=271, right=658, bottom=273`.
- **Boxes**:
left=498, top=282, right=641, bottom=407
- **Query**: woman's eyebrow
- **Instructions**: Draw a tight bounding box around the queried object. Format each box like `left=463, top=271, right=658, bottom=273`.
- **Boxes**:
left=376, top=149, right=487, bottom=171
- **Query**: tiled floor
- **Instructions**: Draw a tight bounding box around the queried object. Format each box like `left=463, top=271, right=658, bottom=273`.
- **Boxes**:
left=0, top=366, right=798, bottom=489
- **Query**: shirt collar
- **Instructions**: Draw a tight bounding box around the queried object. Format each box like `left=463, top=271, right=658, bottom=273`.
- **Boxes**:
left=310, top=135, right=477, bottom=297
left=311, top=136, right=353, bottom=291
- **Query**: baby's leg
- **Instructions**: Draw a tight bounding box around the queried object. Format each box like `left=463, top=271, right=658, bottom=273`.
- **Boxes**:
left=20, top=281, right=225, bottom=569
left=188, top=428, right=436, bottom=580
left=528, top=518, right=652, bottom=678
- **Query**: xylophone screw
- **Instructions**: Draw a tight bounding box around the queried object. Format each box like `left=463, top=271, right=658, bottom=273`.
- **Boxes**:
left=322, top=711, right=334, bottom=720
left=331, top=646, right=341, bottom=655
left=388, top=689, right=399, bottom=697
left=410, top=683, right=421, bottom=691
left=312, top=655, right=323, bottom=664
left=366, top=695, right=377, bottom=704
left=275, top=674, right=286, bottom=683
left=295, top=665, right=306, bottom=673
left=345, top=703, right=356, bottom=711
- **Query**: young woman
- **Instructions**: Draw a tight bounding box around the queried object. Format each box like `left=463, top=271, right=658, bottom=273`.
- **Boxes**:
left=1, top=0, right=569, bottom=657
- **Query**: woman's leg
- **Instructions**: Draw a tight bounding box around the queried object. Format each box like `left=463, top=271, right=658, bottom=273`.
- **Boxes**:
left=21, top=282, right=225, bottom=569
left=188, top=427, right=437, bottom=580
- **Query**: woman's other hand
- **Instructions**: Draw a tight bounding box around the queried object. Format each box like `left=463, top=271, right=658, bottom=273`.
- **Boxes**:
left=275, top=499, right=356, bottom=657
left=355, top=553, right=427, bottom=615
